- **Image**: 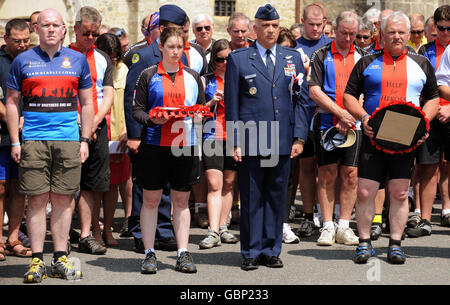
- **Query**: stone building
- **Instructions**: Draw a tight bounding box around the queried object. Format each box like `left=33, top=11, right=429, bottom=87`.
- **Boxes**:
left=0, top=0, right=446, bottom=45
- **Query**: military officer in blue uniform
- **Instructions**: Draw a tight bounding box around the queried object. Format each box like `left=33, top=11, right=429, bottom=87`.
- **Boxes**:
left=224, top=4, right=309, bottom=270
left=124, top=4, right=189, bottom=252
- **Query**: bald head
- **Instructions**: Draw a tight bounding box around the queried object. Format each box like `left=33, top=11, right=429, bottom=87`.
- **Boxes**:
left=37, top=8, right=63, bottom=24
left=36, top=9, right=65, bottom=49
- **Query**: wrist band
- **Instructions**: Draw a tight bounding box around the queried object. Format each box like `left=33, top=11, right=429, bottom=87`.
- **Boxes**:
left=11, top=142, right=20, bottom=146
left=361, top=114, right=369, bottom=122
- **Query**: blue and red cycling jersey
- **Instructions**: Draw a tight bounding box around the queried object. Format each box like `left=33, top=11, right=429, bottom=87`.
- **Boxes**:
left=7, top=46, right=92, bottom=141
left=345, top=49, right=439, bottom=116
left=132, top=61, right=205, bottom=147
left=308, top=41, right=366, bottom=130
left=419, top=39, right=449, bottom=105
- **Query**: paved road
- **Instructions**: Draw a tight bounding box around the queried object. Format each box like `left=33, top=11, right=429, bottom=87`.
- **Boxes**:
left=1, top=200, right=450, bottom=287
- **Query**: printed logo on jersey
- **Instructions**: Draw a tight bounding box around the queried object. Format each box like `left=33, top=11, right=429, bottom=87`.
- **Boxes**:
left=61, top=57, right=72, bottom=69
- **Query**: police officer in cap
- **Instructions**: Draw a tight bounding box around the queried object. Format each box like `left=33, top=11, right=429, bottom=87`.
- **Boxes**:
left=225, top=4, right=309, bottom=270
left=124, top=4, right=190, bottom=253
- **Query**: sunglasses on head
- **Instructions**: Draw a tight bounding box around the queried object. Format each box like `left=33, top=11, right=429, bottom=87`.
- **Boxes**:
left=356, top=34, right=370, bottom=39
left=195, top=26, right=211, bottom=32
left=114, top=29, right=126, bottom=37
left=437, top=25, right=450, bottom=32
left=410, top=30, right=424, bottom=35
left=215, top=56, right=228, bottom=63
left=82, top=31, right=100, bottom=37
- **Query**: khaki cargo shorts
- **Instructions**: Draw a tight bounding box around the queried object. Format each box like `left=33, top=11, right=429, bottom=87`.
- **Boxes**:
left=19, top=141, right=81, bottom=196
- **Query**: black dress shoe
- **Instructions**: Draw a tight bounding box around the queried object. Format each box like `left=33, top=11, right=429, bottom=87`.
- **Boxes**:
left=154, top=237, right=177, bottom=251
left=261, top=256, right=283, bottom=268
left=241, top=258, right=259, bottom=271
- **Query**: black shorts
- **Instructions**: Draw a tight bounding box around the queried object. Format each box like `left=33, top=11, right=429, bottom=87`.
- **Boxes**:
left=313, top=129, right=362, bottom=167
left=358, top=134, right=415, bottom=184
left=299, top=130, right=315, bottom=159
left=416, top=119, right=447, bottom=165
left=80, top=120, right=110, bottom=192
left=135, top=144, right=200, bottom=192
left=202, top=140, right=237, bottom=171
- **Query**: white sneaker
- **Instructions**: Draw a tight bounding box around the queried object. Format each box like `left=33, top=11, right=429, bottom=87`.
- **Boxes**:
left=335, top=227, right=359, bottom=245
left=317, top=225, right=335, bottom=246
left=283, top=223, right=299, bottom=244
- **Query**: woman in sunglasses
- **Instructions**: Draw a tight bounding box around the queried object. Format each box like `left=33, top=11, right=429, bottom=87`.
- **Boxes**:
left=198, top=39, right=239, bottom=249
left=132, top=27, right=205, bottom=274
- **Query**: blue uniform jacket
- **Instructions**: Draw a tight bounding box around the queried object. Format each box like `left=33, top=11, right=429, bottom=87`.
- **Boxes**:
left=224, top=43, right=309, bottom=156
left=124, top=41, right=189, bottom=139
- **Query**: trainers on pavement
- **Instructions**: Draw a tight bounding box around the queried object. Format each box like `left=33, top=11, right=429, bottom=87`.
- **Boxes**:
left=406, top=219, right=432, bottom=237
left=441, top=214, right=450, bottom=227
left=79, top=235, right=107, bottom=254
left=370, top=222, right=383, bottom=240
left=219, top=225, right=238, bottom=244
left=50, top=255, right=82, bottom=280
left=282, top=223, right=299, bottom=244
left=387, top=245, right=406, bottom=264
left=354, top=242, right=375, bottom=264
left=23, top=258, right=47, bottom=283
left=175, top=251, right=197, bottom=273
left=317, top=225, right=335, bottom=246
left=406, top=213, right=421, bottom=228
left=141, top=251, right=158, bottom=274
left=296, top=219, right=315, bottom=237
left=336, top=226, right=359, bottom=245
left=199, top=230, right=221, bottom=249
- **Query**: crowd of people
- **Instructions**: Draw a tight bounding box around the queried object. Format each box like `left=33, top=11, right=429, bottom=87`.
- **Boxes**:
left=0, top=1, right=449, bottom=283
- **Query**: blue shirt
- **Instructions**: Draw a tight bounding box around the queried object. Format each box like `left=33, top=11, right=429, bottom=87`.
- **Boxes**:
left=296, top=35, right=332, bottom=116
left=7, top=46, right=92, bottom=141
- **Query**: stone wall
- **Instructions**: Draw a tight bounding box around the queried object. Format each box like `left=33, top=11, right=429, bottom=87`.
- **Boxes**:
left=0, top=0, right=446, bottom=45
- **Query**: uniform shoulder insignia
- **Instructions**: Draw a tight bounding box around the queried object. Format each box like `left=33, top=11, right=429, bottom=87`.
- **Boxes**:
left=231, top=48, right=246, bottom=54
left=132, top=53, right=140, bottom=64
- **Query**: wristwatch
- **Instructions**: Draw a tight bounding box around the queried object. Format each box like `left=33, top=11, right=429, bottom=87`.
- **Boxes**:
left=80, top=136, right=92, bottom=144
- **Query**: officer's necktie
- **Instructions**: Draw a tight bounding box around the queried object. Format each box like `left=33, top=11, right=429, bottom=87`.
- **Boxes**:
left=265, top=49, right=274, bottom=79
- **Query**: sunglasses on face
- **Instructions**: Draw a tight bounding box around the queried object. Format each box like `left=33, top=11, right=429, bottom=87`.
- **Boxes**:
left=437, top=25, right=450, bottom=32
left=81, top=31, right=100, bottom=37
left=215, top=56, right=228, bottom=63
left=10, top=38, right=30, bottom=44
left=356, top=35, right=370, bottom=39
left=410, top=30, right=424, bottom=35
left=195, top=26, right=211, bottom=32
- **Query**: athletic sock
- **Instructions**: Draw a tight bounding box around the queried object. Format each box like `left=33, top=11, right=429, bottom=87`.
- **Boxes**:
left=32, top=252, right=44, bottom=261
left=53, top=251, right=67, bottom=262
left=359, top=238, right=371, bottom=245
left=177, top=248, right=188, bottom=257
left=338, top=219, right=349, bottom=229
left=145, top=248, right=155, bottom=256
left=442, top=209, right=450, bottom=216
left=195, top=203, right=207, bottom=213
left=304, top=213, right=314, bottom=221
left=373, top=214, right=382, bottom=224
left=389, top=238, right=401, bottom=247
left=323, top=221, right=334, bottom=229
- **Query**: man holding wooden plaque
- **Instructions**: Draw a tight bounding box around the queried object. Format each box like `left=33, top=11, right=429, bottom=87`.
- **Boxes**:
left=343, top=11, right=440, bottom=265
